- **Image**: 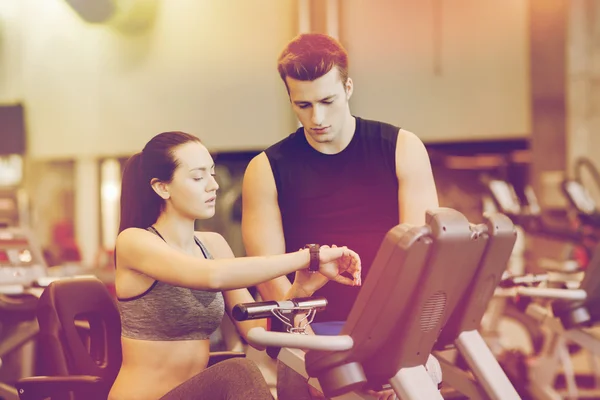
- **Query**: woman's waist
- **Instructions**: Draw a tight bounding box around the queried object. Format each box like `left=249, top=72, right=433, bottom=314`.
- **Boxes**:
left=121, top=337, right=210, bottom=374
left=110, top=368, right=193, bottom=400
left=111, top=340, right=211, bottom=400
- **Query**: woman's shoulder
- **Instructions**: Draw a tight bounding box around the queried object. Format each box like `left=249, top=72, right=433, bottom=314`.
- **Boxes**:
left=114, top=228, right=165, bottom=271
left=117, top=227, right=156, bottom=247
left=194, top=231, right=234, bottom=259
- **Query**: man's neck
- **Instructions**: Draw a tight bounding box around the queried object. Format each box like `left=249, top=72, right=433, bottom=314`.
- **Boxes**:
left=305, top=115, right=356, bottom=155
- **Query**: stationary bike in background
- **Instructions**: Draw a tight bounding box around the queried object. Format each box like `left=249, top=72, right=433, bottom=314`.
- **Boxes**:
left=562, top=157, right=600, bottom=268
left=481, top=175, right=600, bottom=398
left=483, top=175, right=589, bottom=273
left=563, top=157, right=600, bottom=217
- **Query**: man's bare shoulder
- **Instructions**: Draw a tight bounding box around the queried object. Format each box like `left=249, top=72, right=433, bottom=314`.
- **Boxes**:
left=246, top=152, right=270, bottom=174
left=397, top=128, right=426, bottom=148
left=395, top=128, right=432, bottom=176
left=243, top=152, right=277, bottom=198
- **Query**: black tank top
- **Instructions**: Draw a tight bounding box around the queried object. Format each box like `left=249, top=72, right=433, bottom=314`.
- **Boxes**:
left=265, top=116, right=400, bottom=322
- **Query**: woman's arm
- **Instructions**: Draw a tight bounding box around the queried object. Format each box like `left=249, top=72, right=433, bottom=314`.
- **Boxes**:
left=116, top=228, right=360, bottom=292
left=116, top=228, right=312, bottom=291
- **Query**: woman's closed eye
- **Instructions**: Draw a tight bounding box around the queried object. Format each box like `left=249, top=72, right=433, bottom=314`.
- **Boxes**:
left=193, top=173, right=216, bottom=181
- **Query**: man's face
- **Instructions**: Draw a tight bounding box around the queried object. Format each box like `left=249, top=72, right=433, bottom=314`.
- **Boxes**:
left=286, top=68, right=353, bottom=144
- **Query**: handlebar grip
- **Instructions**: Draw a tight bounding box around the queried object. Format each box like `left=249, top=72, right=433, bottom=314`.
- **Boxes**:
left=232, top=300, right=280, bottom=321
left=232, top=297, right=328, bottom=321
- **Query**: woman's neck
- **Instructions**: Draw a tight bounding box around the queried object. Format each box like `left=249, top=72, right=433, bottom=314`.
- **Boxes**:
left=152, top=213, right=197, bottom=251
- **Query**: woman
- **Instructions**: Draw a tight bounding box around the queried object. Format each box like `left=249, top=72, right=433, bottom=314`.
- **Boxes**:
left=108, top=131, right=362, bottom=400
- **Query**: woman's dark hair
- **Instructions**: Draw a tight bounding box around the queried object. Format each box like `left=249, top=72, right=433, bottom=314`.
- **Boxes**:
left=118, top=131, right=201, bottom=233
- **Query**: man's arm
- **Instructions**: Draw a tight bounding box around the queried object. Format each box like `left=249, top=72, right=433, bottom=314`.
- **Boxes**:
left=241, top=152, right=293, bottom=301
left=396, top=129, right=440, bottom=225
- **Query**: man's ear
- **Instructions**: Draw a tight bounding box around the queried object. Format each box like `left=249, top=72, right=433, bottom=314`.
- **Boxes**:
left=151, top=178, right=170, bottom=200
left=345, top=77, right=354, bottom=100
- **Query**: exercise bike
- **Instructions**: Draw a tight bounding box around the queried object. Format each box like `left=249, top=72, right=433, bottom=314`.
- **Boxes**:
left=235, top=208, right=520, bottom=400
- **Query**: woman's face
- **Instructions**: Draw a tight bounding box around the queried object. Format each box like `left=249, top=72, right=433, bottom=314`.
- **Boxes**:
left=163, top=141, right=219, bottom=220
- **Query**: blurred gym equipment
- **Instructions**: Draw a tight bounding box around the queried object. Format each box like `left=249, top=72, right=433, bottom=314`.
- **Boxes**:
left=0, top=227, right=49, bottom=400
left=14, top=277, right=247, bottom=400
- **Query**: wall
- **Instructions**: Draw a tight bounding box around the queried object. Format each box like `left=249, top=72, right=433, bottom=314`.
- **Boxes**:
left=568, top=0, right=600, bottom=203
left=0, top=0, right=23, bottom=104
left=10, top=0, right=298, bottom=158
left=0, top=0, right=535, bottom=158
left=0, top=0, right=541, bottom=264
left=340, top=0, right=531, bottom=143
left=529, top=0, right=568, bottom=207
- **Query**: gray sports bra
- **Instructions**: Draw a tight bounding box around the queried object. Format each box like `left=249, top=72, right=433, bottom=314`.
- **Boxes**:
left=117, top=227, right=225, bottom=341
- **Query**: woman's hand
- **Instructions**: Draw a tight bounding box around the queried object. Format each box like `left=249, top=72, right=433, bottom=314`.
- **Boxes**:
left=318, top=245, right=362, bottom=285
left=292, top=245, right=362, bottom=296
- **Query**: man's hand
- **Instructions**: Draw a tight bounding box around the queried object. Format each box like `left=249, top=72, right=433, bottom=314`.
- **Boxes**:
left=293, top=244, right=362, bottom=296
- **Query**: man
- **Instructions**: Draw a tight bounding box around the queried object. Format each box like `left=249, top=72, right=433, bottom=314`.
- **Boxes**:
left=242, top=33, right=440, bottom=400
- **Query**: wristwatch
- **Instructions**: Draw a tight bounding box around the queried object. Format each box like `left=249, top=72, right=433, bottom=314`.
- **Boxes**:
left=304, top=244, right=320, bottom=273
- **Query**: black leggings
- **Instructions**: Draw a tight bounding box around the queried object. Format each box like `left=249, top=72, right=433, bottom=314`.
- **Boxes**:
left=159, top=358, right=273, bottom=400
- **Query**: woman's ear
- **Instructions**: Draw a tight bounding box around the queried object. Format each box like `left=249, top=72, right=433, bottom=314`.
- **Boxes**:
left=150, top=178, right=170, bottom=200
